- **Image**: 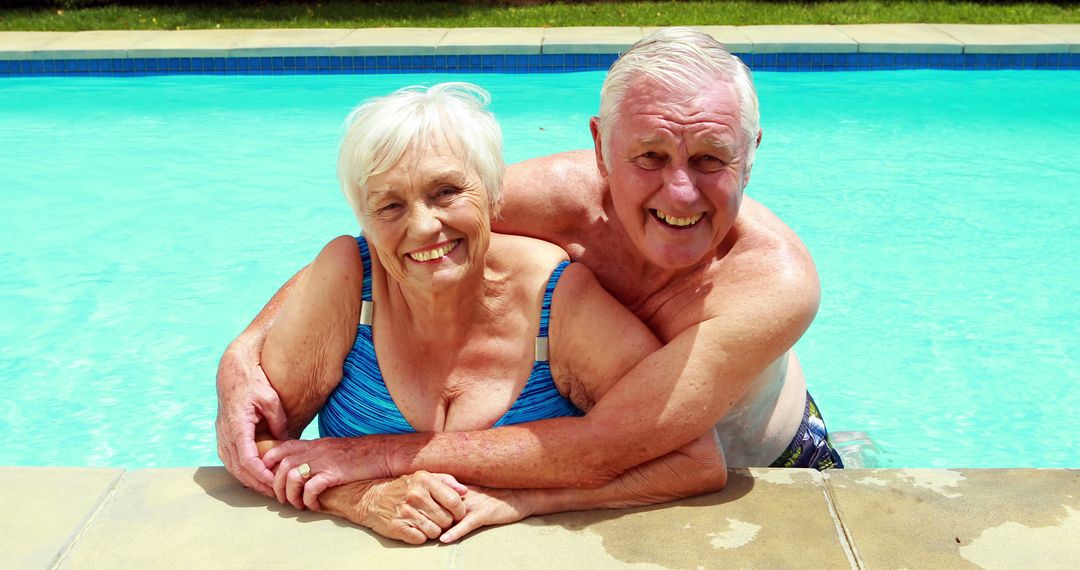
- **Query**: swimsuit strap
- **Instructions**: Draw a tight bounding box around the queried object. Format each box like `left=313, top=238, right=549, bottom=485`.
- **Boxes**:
left=355, top=236, right=374, bottom=325
left=355, top=236, right=373, bottom=300
left=535, top=260, right=570, bottom=362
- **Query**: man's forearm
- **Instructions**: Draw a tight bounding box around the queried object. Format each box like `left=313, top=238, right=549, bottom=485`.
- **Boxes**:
left=518, top=432, right=727, bottom=514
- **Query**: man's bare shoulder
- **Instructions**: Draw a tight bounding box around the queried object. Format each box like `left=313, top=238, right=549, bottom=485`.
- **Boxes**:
left=489, top=232, right=570, bottom=269
left=506, top=150, right=600, bottom=191
left=727, top=197, right=817, bottom=283
left=497, top=150, right=604, bottom=241
left=700, top=196, right=820, bottom=325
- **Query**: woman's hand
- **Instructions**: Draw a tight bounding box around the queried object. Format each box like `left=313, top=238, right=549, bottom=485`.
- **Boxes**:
left=324, top=472, right=469, bottom=545
left=263, top=437, right=390, bottom=510
left=438, top=486, right=535, bottom=543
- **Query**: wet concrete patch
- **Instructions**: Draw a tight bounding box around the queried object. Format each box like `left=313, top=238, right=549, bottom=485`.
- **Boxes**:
left=825, top=469, right=1080, bottom=569
left=458, top=468, right=851, bottom=569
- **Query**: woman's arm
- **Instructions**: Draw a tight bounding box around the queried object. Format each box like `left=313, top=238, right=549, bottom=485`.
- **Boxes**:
left=259, top=235, right=362, bottom=439
left=257, top=440, right=469, bottom=545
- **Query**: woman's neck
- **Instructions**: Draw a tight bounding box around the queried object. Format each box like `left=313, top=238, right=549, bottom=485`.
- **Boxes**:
left=382, top=263, right=503, bottom=350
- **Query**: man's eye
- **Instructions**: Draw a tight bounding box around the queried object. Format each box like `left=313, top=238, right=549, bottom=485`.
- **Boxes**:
left=377, top=203, right=401, bottom=214
left=635, top=152, right=665, bottom=169
left=693, top=155, right=728, bottom=173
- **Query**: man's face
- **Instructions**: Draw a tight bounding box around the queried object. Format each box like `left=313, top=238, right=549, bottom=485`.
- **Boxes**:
left=594, top=77, right=751, bottom=270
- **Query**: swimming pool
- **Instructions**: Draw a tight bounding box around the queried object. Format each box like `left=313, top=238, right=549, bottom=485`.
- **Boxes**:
left=1, top=70, right=1077, bottom=469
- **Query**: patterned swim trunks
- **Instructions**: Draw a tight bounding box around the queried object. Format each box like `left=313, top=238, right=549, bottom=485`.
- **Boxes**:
left=769, top=392, right=844, bottom=470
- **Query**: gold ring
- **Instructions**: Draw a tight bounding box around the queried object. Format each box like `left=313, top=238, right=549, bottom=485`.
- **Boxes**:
left=297, top=463, right=311, bottom=479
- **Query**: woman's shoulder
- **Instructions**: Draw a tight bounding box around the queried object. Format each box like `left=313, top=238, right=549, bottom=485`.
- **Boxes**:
left=305, top=235, right=365, bottom=287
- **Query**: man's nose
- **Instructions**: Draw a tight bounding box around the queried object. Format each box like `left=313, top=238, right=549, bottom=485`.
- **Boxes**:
left=662, top=166, right=699, bottom=206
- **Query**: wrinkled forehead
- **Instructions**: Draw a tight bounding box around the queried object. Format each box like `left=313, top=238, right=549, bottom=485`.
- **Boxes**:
left=620, top=74, right=740, bottom=117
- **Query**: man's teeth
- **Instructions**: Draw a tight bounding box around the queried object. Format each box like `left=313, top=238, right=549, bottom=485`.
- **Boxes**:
left=409, top=241, right=458, bottom=262
left=655, top=210, right=703, bottom=227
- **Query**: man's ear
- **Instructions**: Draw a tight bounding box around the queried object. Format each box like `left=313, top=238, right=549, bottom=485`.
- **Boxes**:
left=589, top=116, right=609, bottom=178
left=744, top=128, right=763, bottom=188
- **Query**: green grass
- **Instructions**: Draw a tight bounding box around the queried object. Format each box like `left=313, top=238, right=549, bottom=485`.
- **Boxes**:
left=2, top=1, right=1079, bottom=32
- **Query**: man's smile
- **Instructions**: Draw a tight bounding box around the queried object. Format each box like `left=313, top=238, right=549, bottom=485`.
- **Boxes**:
left=651, top=209, right=704, bottom=228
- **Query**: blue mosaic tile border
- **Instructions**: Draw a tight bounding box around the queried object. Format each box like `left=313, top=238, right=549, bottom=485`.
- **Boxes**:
left=1, top=52, right=1078, bottom=76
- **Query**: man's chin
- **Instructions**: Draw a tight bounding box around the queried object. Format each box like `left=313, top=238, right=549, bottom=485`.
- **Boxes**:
left=643, top=240, right=713, bottom=270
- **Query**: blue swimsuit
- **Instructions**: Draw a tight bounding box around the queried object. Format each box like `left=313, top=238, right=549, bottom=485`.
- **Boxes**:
left=319, top=237, right=583, bottom=437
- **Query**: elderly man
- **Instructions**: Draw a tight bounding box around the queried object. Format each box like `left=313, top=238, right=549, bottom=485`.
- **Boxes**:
left=218, top=27, right=842, bottom=503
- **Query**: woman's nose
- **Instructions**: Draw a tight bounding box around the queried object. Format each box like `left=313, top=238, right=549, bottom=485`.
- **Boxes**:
left=406, top=202, right=441, bottom=237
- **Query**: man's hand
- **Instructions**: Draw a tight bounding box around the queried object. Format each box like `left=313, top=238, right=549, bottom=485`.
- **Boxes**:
left=263, top=436, right=397, bottom=510
left=324, top=473, right=469, bottom=545
left=216, top=343, right=289, bottom=497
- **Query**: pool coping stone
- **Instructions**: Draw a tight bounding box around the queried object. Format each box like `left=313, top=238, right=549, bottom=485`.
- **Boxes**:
left=2, top=25, right=1078, bottom=61
left=3, top=467, right=1076, bottom=568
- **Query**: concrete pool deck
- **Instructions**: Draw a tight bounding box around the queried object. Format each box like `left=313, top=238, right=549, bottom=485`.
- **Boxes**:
left=1, top=24, right=1079, bottom=60
left=4, top=467, right=1078, bottom=568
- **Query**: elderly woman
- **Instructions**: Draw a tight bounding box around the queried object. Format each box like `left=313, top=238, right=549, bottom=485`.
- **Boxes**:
left=252, top=83, right=726, bottom=544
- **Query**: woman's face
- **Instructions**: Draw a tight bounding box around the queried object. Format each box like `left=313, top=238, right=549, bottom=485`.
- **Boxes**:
left=358, top=135, right=492, bottom=292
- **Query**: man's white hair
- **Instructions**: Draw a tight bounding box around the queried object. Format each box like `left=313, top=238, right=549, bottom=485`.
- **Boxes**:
left=598, top=27, right=761, bottom=171
left=337, top=82, right=504, bottom=222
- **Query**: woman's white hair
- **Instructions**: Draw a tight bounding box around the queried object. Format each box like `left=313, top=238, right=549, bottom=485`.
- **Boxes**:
left=598, top=27, right=761, bottom=171
left=337, top=82, right=504, bottom=221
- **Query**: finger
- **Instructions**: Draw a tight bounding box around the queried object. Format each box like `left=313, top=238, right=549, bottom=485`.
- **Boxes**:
left=303, top=473, right=333, bottom=511
left=272, top=459, right=293, bottom=505
left=394, top=522, right=428, bottom=546
left=433, top=473, right=469, bottom=496
left=261, top=442, right=288, bottom=470
left=239, top=443, right=276, bottom=488
left=440, top=513, right=481, bottom=544
left=285, top=466, right=309, bottom=510
left=416, top=502, right=454, bottom=530
left=221, top=434, right=273, bottom=497
left=410, top=510, right=444, bottom=540
left=428, top=479, right=467, bottom=521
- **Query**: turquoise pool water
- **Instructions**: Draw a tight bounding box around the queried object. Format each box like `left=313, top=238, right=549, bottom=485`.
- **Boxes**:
left=1, top=71, right=1077, bottom=469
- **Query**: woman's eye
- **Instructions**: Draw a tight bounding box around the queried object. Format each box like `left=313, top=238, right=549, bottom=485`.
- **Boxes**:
left=377, top=203, right=401, bottom=214
left=436, top=186, right=461, bottom=198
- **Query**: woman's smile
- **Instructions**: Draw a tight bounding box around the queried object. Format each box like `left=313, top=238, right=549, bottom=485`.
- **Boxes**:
left=406, top=239, right=462, bottom=263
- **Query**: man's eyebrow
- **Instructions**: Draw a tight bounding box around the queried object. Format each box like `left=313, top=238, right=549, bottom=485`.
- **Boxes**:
left=704, top=138, right=740, bottom=154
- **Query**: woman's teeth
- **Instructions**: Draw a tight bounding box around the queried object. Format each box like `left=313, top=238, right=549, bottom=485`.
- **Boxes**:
left=655, top=210, right=703, bottom=227
left=408, top=240, right=459, bottom=262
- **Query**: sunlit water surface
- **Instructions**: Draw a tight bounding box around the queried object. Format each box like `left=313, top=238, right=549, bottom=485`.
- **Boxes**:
left=1, top=70, right=1077, bottom=468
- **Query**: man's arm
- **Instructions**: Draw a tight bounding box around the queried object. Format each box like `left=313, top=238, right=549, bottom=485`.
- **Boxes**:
left=437, top=430, right=727, bottom=543
left=215, top=265, right=308, bottom=494
left=263, top=256, right=816, bottom=489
